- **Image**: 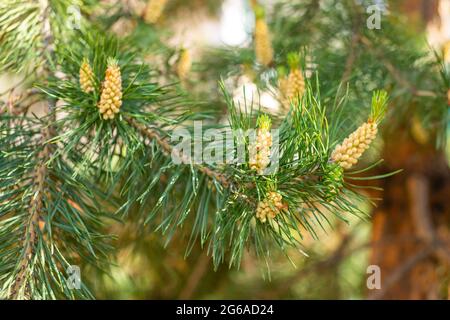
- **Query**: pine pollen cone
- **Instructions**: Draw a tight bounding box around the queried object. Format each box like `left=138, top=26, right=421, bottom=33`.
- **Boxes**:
left=97, top=59, right=122, bottom=120
left=331, top=121, right=378, bottom=169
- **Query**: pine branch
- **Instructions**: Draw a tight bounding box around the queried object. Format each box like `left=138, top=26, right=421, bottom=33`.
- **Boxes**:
left=127, top=117, right=230, bottom=188
left=8, top=117, right=54, bottom=299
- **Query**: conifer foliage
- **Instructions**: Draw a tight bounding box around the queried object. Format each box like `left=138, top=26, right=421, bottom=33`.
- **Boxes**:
left=3, top=0, right=442, bottom=300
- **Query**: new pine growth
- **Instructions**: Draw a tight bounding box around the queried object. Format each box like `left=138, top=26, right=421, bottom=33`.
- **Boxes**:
left=97, top=59, right=122, bottom=120
left=79, top=58, right=94, bottom=93
left=249, top=114, right=272, bottom=174
left=280, top=53, right=305, bottom=111
left=331, top=121, right=378, bottom=169
left=256, top=191, right=285, bottom=223
left=254, top=7, right=273, bottom=67
left=331, top=90, right=388, bottom=169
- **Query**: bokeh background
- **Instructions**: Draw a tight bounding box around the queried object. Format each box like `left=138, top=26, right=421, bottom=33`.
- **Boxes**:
left=1, top=0, right=449, bottom=299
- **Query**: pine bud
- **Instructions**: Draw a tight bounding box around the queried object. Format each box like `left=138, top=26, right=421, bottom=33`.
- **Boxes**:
left=97, top=58, right=122, bottom=120
left=254, top=7, right=273, bottom=67
left=176, top=48, right=192, bottom=81
left=331, top=121, right=378, bottom=169
left=144, top=0, right=168, bottom=24
left=249, top=114, right=272, bottom=174
left=79, top=58, right=94, bottom=93
left=256, top=191, right=285, bottom=223
left=323, top=163, right=344, bottom=200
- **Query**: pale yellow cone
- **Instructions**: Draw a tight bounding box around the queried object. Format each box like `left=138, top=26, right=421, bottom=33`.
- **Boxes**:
left=97, top=59, right=122, bottom=120
left=254, top=18, right=273, bottom=66
left=256, top=191, right=285, bottom=223
left=249, top=115, right=272, bottom=174
left=79, top=58, right=94, bottom=93
left=331, top=121, right=378, bottom=169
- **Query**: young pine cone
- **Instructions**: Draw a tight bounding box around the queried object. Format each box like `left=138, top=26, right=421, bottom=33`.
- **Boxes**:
left=256, top=191, right=285, bottom=223
left=97, top=59, right=122, bottom=120
left=143, top=0, right=168, bottom=24
left=331, top=121, right=378, bottom=169
left=176, top=48, right=192, bottom=81
left=254, top=10, right=273, bottom=67
left=249, top=115, right=272, bottom=175
left=79, top=58, right=94, bottom=93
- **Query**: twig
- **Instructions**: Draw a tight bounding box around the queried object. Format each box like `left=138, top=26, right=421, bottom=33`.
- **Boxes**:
left=360, top=36, right=438, bottom=98
left=340, top=32, right=359, bottom=84
left=367, top=247, right=433, bottom=300
left=127, top=118, right=230, bottom=188
left=178, top=253, right=210, bottom=299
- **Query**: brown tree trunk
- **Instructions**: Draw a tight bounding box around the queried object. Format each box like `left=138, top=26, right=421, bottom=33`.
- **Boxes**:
left=368, top=131, right=450, bottom=299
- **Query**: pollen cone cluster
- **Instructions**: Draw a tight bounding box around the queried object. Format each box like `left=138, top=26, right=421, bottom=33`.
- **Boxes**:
left=283, top=68, right=305, bottom=109
left=176, top=48, right=192, bottom=81
left=331, top=121, right=378, bottom=169
left=97, top=59, right=122, bottom=120
left=143, top=0, right=168, bottom=24
left=249, top=115, right=272, bottom=175
left=79, top=58, right=94, bottom=93
left=256, top=191, right=285, bottom=223
left=280, top=53, right=305, bottom=111
left=254, top=9, right=273, bottom=67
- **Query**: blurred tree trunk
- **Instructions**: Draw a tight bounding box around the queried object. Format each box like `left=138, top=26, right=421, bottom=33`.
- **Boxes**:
left=368, top=0, right=450, bottom=300
left=370, top=132, right=450, bottom=299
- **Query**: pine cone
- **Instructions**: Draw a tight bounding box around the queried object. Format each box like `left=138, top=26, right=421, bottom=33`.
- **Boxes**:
left=331, top=121, right=378, bottom=169
left=254, top=18, right=273, bottom=66
left=79, top=58, right=94, bottom=93
left=143, top=0, right=168, bottom=24
left=256, top=191, right=285, bottom=223
left=97, top=59, right=122, bottom=120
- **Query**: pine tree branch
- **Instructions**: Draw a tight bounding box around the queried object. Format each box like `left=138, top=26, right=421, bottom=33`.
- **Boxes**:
left=7, top=0, right=56, bottom=299
left=9, top=116, right=54, bottom=299
left=127, top=117, right=230, bottom=188
left=360, top=36, right=438, bottom=98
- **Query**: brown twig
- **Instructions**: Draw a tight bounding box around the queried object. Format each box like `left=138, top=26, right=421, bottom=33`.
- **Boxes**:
left=127, top=118, right=230, bottom=188
left=360, top=36, right=438, bottom=98
left=367, top=246, right=433, bottom=300
left=178, top=253, right=210, bottom=299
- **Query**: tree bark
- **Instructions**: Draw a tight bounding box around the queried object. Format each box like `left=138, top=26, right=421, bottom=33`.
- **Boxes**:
left=369, top=131, right=450, bottom=299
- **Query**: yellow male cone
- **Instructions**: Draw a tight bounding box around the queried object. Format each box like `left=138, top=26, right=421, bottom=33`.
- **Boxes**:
left=97, top=58, right=122, bottom=120
left=331, top=91, right=388, bottom=169
left=254, top=6, right=273, bottom=67
left=79, top=58, right=94, bottom=93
